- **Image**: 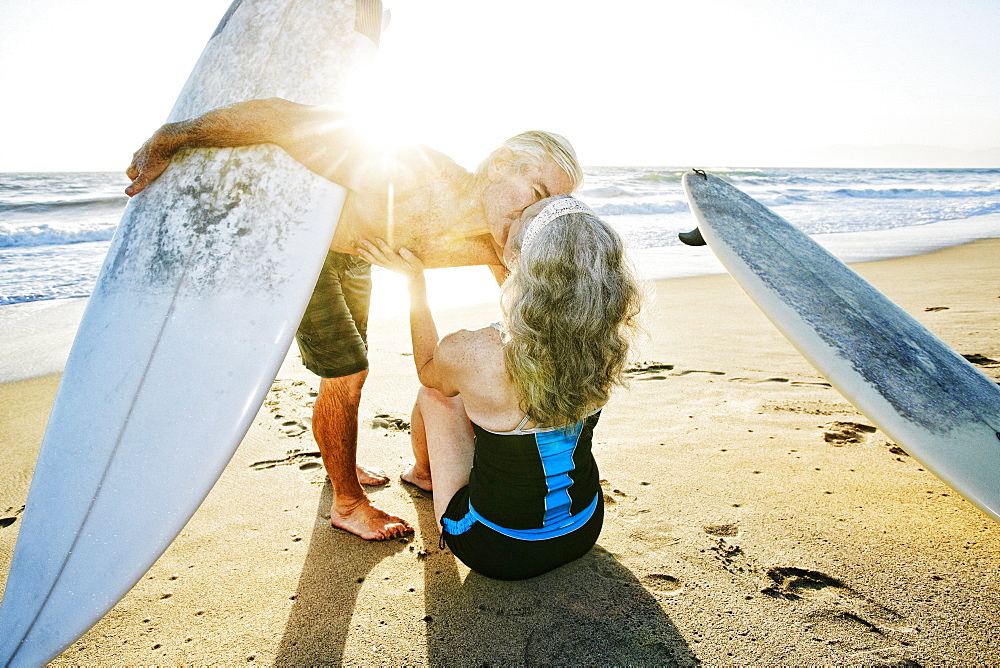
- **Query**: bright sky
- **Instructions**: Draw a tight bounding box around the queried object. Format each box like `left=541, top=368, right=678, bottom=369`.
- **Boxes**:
left=1, top=0, right=998, bottom=171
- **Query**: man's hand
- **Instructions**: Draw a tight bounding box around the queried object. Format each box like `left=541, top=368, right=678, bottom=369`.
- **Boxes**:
left=357, top=238, right=425, bottom=280
left=125, top=127, right=181, bottom=197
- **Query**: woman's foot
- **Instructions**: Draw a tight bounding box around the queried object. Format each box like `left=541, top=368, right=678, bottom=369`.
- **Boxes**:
left=400, top=464, right=432, bottom=492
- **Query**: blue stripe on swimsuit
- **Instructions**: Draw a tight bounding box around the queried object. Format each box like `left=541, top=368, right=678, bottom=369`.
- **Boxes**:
left=442, top=419, right=600, bottom=541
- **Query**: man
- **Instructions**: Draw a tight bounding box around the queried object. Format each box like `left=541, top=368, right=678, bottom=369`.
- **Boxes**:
left=126, top=97, right=583, bottom=540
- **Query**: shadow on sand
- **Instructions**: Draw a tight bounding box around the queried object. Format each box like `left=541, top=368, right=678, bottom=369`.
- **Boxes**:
left=275, top=478, right=697, bottom=665
left=411, top=492, right=699, bottom=665
left=273, top=481, right=406, bottom=664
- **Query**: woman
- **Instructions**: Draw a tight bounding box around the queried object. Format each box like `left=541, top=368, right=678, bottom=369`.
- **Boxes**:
left=358, top=195, right=642, bottom=579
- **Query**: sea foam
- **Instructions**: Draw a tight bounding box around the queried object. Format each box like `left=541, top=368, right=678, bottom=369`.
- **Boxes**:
left=1, top=167, right=998, bottom=306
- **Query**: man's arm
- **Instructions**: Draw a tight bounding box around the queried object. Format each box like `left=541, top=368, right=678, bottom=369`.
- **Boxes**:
left=488, top=264, right=509, bottom=285
left=126, top=98, right=368, bottom=196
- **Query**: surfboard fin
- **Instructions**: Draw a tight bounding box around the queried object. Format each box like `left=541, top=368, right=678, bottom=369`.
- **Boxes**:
left=678, top=227, right=707, bottom=246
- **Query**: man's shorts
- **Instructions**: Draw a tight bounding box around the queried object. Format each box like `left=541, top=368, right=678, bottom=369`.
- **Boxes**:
left=295, top=250, right=372, bottom=379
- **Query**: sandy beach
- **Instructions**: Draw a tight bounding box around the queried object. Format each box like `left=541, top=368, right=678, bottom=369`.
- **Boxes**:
left=2, top=238, right=999, bottom=665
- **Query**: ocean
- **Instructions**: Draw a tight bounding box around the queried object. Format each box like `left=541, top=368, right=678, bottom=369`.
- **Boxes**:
left=2, top=167, right=999, bottom=308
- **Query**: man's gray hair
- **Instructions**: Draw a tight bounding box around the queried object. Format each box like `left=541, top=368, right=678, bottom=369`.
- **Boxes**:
left=479, top=130, right=584, bottom=191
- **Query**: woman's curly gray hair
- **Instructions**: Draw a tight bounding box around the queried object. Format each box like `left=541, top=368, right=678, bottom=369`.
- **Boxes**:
left=501, top=197, right=642, bottom=426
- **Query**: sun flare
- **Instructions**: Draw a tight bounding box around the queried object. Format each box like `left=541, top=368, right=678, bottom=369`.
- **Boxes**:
left=341, top=62, right=416, bottom=155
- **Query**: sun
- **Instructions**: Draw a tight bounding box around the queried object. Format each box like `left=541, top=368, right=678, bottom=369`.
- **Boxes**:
left=341, top=60, right=416, bottom=154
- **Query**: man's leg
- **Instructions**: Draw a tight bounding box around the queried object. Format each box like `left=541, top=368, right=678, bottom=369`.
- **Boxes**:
left=313, top=370, right=412, bottom=540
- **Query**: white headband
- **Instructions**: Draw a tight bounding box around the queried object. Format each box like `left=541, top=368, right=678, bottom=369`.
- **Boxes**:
left=519, top=197, right=595, bottom=254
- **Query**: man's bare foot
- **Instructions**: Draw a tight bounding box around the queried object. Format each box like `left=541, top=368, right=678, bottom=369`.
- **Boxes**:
left=331, top=498, right=412, bottom=541
left=400, top=464, right=432, bottom=492
left=357, top=464, right=389, bottom=486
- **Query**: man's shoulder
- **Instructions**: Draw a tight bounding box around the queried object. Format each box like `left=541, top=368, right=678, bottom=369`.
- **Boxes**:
left=395, top=144, right=467, bottom=183
left=351, top=143, right=467, bottom=197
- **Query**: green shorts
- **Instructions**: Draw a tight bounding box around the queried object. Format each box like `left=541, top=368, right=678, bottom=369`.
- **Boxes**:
left=296, top=251, right=372, bottom=378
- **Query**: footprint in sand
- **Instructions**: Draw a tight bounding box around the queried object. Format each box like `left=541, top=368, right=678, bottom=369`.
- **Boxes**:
left=0, top=506, right=23, bottom=529
left=728, top=375, right=787, bottom=384
left=761, top=567, right=847, bottom=600
left=625, top=362, right=728, bottom=380
left=710, top=537, right=751, bottom=574
left=643, top=573, right=685, bottom=597
left=624, top=361, right=675, bottom=380
left=673, top=369, right=726, bottom=377
left=802, top=612, right=917, bottom=664
left=599, top=479, right=631, bottom=505
left=730, top=376, right=831, bottom=387
left=371, top=413, right=410, bottom=431
left=276, top=417, right=310, bottom=437
left=820, top=421, right=877, bottom=445
left=704, top=523, right=740, bottom=538
left=963, top=353, right=999, bottom=367
left=249, top=449, right=323, bottom=472
left=762, top=567, right=915, bottom=647
left=887, top=444, right=909, bottom=458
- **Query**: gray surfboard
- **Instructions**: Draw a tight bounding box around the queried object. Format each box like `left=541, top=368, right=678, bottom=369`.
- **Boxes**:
left=683, top=171, right=1000, bottom=523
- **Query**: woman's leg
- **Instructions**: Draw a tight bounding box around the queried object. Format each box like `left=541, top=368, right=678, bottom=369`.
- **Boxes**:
left=409, top=386, right=476, bottom=524
left=401, top=394, right=433, bottom=491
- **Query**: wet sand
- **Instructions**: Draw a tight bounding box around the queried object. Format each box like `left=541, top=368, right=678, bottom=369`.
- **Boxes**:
left=2, top=239, right=999, bottom=665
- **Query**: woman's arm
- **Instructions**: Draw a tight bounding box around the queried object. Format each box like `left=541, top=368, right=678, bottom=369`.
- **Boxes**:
left=357, top=239, right=459, bottom=396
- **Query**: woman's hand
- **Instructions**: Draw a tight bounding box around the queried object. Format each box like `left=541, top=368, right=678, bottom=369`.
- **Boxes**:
left=357, top=238, right=425, bottom=280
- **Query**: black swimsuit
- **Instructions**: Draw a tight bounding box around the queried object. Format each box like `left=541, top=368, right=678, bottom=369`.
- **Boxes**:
left=440, top=410, right=604, bottom=580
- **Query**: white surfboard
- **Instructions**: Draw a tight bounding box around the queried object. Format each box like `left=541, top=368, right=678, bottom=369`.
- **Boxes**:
left=682, top=171, right=1000, bottom=523
left=0, top=1, right=382, bottom=664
